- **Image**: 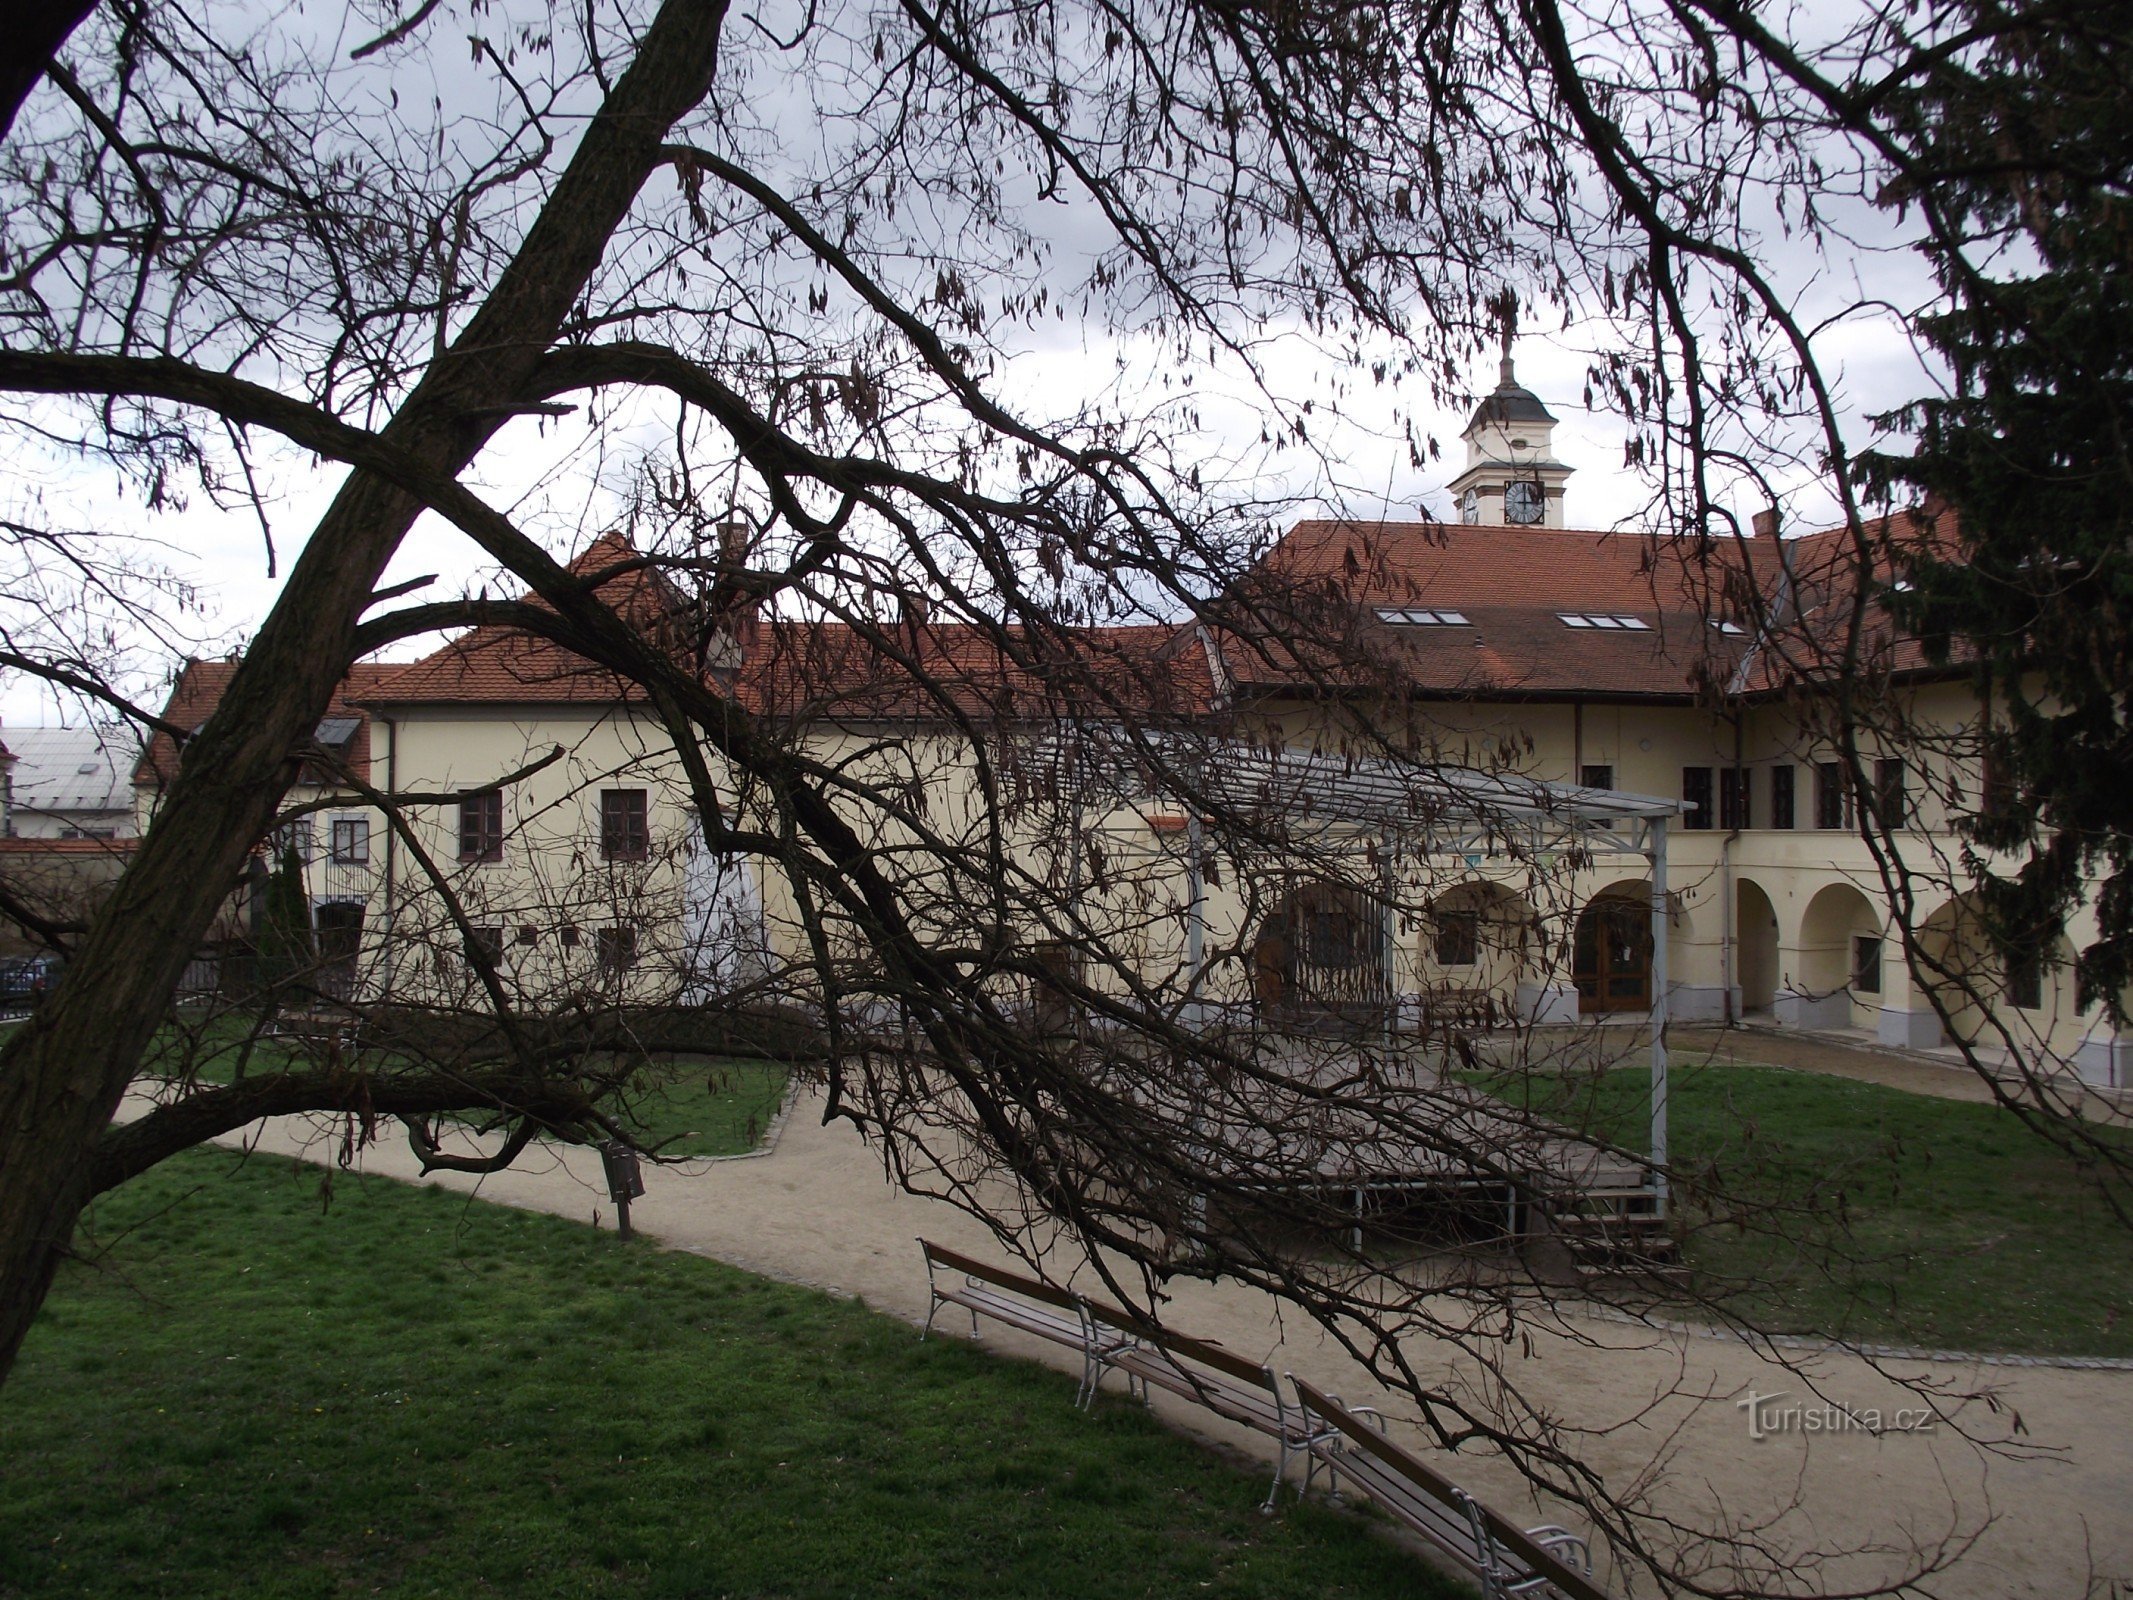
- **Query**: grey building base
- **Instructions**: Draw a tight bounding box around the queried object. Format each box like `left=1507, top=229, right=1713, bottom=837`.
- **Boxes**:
left=1774, top=989, right=1851, bottom=1030
left=1664, top=984, right=1738, bottom=1024
left=1516, top=982, right=1580, bottom=1026
left=1878, top=1004, right=1945, bottom=1050
left=2073, top=1036, right=2130, bottom=1090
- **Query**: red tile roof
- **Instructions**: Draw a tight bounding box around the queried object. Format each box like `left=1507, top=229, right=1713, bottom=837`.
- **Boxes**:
left=1219, top=511, right=1960, bottom=702
left=136, top=659, right=398, bottom=788
left=361, top=531, right=681, bottom=707
left=1220, top=519, right=1754, bottom=700
left=735, top=617, right=1218, bottom=723
left=362, top=531, right=1218, bottom=723
left=0, top=835, right=137, bottom=857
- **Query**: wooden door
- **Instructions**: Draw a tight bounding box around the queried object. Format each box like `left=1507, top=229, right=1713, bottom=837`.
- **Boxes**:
left=1573, top=897, right=1651, bottom=1013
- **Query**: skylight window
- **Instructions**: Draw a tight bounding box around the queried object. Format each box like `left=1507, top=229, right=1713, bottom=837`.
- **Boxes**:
left=1709, top=617, right=1746, bottom=636
left=1557, top=613, right=1652, bottom=631
left=1376, top=607, right=1472, bottom=627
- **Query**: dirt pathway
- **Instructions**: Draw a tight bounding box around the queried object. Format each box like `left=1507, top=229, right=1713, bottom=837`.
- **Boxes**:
left=149, top=1085, right=2133, bottom=1600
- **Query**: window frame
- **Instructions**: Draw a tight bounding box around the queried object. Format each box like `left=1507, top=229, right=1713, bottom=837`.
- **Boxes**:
left=1814, top=762, right=1853, bottom=830
left=1770, top=764, right=1796, bottom=830
left=1718, top=766, right=1751, bottom=830
left=1433, top=908, right=1481, bottom=968
left=1874, top=757, right=1908, bottom=828
left=459, top=791, right=504, bottom=864
left=1852, top=934, right=1883, bottom=995
left=599, top=788, right=652, bottom=862
left=595, top=923, right=639, bottom=978
left=328, top=815, right=370, bottom=865
left=1681, top=765, right=1714, bottom=831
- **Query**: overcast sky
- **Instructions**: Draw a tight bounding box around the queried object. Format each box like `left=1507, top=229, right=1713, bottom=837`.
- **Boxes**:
left=0, top=0, right=1945, bottom=729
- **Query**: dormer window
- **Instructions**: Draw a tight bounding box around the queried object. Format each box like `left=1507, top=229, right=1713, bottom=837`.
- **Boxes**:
left=1558, top=613, right=1652, bottom=631
left=1376, top=607, right=1472, bottom=627
left=313, top=716, right=360, bottom=753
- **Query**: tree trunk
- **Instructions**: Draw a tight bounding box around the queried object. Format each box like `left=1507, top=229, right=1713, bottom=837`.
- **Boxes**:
left=0, top=0, right=731, bottom=1381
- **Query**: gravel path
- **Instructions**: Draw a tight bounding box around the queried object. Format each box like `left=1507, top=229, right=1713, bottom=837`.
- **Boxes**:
left=151, top=1082, right=2133, bottom=1600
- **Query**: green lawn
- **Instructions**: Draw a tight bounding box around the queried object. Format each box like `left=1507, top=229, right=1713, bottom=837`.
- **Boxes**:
left=1, top=1150, right=1465, bottom=1600
left=137, top=1017, right=791, bottom=1161
left=1471, top=1060, right=2133, bottom=1357
left=611, top=1058, right=792, bottom=1159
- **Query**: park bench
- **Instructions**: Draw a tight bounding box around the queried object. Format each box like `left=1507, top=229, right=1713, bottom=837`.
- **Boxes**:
left=918, top=1239, right=1122, bottom=1406
left=1413, top=985, right=1502, bottom=1032
left=1082, top=1304, right=1366, bottom=1511
left=1290, top=1375, right=1605, bottom=1600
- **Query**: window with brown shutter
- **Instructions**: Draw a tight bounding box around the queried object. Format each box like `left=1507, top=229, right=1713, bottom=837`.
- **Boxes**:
left=459, top=791, right=503, bottom=862
left=600, top=789, right=650, bottom=861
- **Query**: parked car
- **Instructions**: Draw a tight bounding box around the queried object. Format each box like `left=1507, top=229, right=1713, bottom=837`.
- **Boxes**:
left=0, top=955, right=64, bottom=1012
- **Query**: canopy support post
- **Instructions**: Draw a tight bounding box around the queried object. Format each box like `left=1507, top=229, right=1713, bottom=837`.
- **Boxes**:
left=1647, top=817, right=1670, bottom=1216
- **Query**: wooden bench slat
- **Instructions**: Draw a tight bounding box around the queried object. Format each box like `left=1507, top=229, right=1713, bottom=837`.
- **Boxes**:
left=920, top=1239, right=1082, bottom=1314
left=1291, top=1376, right=1609, bottom=1600
left=1106, top=1348, right=1286, bottom=1433
left=933, top=1285, right=1086, bottom=1349
left=1323, top=1449, right=1491, bottom=1558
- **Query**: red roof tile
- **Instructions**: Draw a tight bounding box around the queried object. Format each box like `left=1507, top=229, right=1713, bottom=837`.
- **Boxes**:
left=1220, top=519, right=1755, bottom=700
left=361, top=532, right=1218, bottom=723
left=1220, top=511, right=1961, bottom=702
left=0, top=835, right=137, bottom=857
left=361, top=531, right=682, bottom=707
left=734, top=617, right=1218, bottom=723
left=136, top=659, right=397, bottom=788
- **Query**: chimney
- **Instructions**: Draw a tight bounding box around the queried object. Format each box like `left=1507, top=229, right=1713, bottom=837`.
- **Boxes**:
left=715, top=518, right=749, bottom=570
left=1750, top=505, right=1780, bottom=540
left=900, top=594, right=931, bottom=647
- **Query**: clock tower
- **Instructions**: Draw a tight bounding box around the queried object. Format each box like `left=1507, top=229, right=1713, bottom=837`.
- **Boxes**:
left=1444, top=353, right=1574, bottom=528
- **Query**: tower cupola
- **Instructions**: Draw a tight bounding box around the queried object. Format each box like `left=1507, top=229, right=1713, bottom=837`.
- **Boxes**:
left=1444, top=352, right=1573, bottom=528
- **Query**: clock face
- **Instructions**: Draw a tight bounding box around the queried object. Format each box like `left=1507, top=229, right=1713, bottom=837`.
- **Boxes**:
left=1459, top=488, right=1480, bottom=525
left=1504, top=478, right=1545, bottom=524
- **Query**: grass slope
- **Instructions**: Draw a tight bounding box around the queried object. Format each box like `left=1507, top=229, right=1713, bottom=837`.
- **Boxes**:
left=140, top=1019, right=792, bottom=1161
left=1475, top=1060, right=2133, bottom=1356
left=619, top=1060, right=791, bottom=1159
left=2, top=1150, right=1465, bottom=1600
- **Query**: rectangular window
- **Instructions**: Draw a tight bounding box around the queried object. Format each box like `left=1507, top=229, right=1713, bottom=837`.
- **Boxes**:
left=1875, top=758, right=1908, bottom=827
left=1580, top=764, right=1614, bottom=791
left=1681, top=766, right=1714, bottom=831
left=1980, top=747, right=2015, bottom=821
left=463, top=924, right=504, bottom=967
left=596, top=924, right=638, bottom=977
left=329, top=816, right=370, bottom=865
left=1375, top=607, right=1472, bottom=627
left=459, top=791, right=503, bottom=863
left=1815, top=763, right=1852, bottom=830
left=1434, top=910, right=1480, bottom=968
left=1852, top=935, right=1883, bottom=995
left=1719, top=767, right=1751, bottom=830
left=600, top=789, right=651, bottom=861
left=1770, top=765, right=1796, bottom=830
left=269, top=818, right=315, bottom=864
